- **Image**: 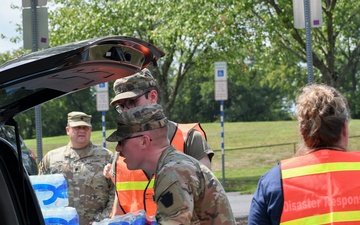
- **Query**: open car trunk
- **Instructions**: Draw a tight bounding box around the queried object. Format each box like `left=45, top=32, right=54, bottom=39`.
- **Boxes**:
left=0, top=35, right=164, bottom=225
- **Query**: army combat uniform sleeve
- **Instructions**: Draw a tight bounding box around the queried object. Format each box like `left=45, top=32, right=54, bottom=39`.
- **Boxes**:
left=38, top=147, right=66, bottom=175
left=154, top=163, right=199, bottom=224
left=38, top=153, right=49, bottom=175
left=94, top=177, right=115, bottom=221
left=92, top=148, right=115, bottom=222
left=154, top=147, right=236, bottom=225
left=109, top=151, right=120, bottom=178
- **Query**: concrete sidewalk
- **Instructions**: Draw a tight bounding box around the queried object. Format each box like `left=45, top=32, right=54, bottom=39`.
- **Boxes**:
left=226, top=192, right=253, bottom=219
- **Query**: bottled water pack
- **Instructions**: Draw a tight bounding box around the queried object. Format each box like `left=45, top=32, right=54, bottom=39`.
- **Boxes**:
left=30, top=174, right=79, bottom=225
left=42, top=207, right=79, bottom=225
left=92, top=210, right=157, bottom=225
left=30, top=174, right=69, bottom=208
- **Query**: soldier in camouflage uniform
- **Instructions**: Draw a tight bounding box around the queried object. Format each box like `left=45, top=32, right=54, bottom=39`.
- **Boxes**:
left=106, top=104, right=236, bottom=224
left=38, top=111, right=114, bottom=225
left=103, top=68, right=214, bottom=217
left=107, top=69, right=213, bottom=171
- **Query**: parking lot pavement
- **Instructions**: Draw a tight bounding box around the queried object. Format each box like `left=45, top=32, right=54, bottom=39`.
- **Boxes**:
left=226, top=192, right=253, bottom=219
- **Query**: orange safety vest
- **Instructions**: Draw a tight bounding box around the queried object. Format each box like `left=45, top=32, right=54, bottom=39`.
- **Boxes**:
left=280, top=150, right=360, bottom=225
left=115, top=122, right=206, bottom=216
left=170, top=123, right=207, bottom=152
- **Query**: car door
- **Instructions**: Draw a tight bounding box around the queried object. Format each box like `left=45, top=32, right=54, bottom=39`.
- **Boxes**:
left=0, top=137, right=45, bottom=225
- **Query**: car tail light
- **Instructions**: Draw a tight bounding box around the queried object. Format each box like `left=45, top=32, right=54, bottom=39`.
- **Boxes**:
left=29, top=150, right=37, bottom=160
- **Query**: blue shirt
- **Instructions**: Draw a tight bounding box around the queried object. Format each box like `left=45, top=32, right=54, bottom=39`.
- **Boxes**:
left=248, top=164, right=284, bottom=225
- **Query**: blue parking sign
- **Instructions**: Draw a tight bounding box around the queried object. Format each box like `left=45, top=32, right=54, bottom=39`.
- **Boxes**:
left=214, top=61, right=227, bottom=81
left=99, top=83, right=106, bottom=88
left=96, top=82, right=108, bottom=92
left=217, top=70, right=224, bottom=77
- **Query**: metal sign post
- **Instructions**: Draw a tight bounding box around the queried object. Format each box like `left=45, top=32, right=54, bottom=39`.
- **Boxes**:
left=214, top=61, right=228, bottom=187
left=23, top=0, right=49, bottom=50
left=304, top=0, right=314, bottom=83
left=293, top=0, right=323, bottom=83
left=96, top=83, right=109, bottom=148
left=23, top=0, right=48, bottom=162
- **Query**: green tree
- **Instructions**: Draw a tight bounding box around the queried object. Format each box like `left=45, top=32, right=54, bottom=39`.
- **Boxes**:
left=6, top=0, right=359, bottom=137
left=4, top=0, right=293, bottom=132
left=14, top=87, right=120, bottom=138
left=172, top=52, right=293, bottom=122
left=239, top=0, right=360, bottom=108
left=47, top=0, right=245, bottom=116
left=170, top=68, right=219, bottom=122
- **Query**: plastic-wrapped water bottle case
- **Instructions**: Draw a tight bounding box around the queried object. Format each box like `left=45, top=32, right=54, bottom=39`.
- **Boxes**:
left=30, top=174, right=69, bottom=208
left=42, top=207, right=80, bottom=225
left=30, top=174, right=79, bottom=225
left=92, top=210, right=157, bottom=225
left=30, top=174, right=156, bottom=225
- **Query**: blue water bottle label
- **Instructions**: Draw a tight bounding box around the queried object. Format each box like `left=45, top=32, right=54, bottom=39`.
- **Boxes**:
left=33, top=179, right=68, bottom=205
left=30, top=174, right=69, bottom=208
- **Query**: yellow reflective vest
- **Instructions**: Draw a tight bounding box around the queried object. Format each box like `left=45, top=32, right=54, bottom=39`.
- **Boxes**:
left=280, top=150, right=360, bottom=225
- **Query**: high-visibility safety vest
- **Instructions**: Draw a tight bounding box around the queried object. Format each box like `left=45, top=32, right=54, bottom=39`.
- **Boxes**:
left=170, top=123, right=207, bottom=152
left=280, top=150, right=360, bottom=225
left=115, top=123, right=206, bottom=216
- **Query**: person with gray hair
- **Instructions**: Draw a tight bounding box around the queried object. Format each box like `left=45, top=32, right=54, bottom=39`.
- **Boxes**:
left=248, top=83, right=360, bottom=224
left=106, top=104, right=236, bottom=224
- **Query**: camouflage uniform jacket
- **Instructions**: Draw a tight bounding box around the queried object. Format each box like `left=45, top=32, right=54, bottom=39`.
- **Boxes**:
left=154, top=146, right=236, bottom=225
left=38, top=142, right=114, bottom=225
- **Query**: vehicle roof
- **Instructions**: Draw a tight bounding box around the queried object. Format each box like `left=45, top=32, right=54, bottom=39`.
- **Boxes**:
left=0, top=36, right=164, bottom=124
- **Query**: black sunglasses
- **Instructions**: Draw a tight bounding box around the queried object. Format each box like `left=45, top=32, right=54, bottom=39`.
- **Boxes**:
left=117, top=135, right=144, bottom=146
left=117, top=135, right=153, bottom=146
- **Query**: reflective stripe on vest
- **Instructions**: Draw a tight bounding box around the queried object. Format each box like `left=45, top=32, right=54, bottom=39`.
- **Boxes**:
left=280, top=150, right=360, bottom=224
left=115, top=122, right=206, bottom=217
left=116, top=179, right=155, bottom=191
left=281, top=211, right=360, bottom=225
left=115, top=157, right=156, bottom=216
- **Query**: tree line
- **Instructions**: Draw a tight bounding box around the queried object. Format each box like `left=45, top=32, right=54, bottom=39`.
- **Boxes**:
left=1, top=0, right=360, bottom=138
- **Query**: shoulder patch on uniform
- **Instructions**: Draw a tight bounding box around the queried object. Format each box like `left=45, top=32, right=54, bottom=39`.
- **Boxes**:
left=156, top=182, right=188, bottom=217
left=160, top=191, right=173, bottom=208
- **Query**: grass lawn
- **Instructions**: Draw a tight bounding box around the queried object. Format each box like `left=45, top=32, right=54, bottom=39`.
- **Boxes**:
left=25, top=120, right=360, bottom=194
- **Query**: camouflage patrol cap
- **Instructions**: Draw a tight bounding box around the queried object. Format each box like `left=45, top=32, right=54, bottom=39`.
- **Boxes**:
left=67, top=111, right=92, bottom=127
left=109, top=68, right=158, bottom=106
left=106, top=104, right=168, bottom=142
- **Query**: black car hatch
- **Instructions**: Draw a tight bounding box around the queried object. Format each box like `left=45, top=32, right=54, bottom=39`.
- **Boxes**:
left=0, top=35, right=165, bottom=123
left=0, top=35, right=164, bottom=225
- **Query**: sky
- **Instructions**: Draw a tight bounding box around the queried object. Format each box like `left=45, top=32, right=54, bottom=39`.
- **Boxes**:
left=0, top=0, right=23, bottom=52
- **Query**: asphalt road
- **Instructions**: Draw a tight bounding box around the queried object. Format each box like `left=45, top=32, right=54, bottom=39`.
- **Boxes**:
left=226, top=192, right=253, bottom=219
